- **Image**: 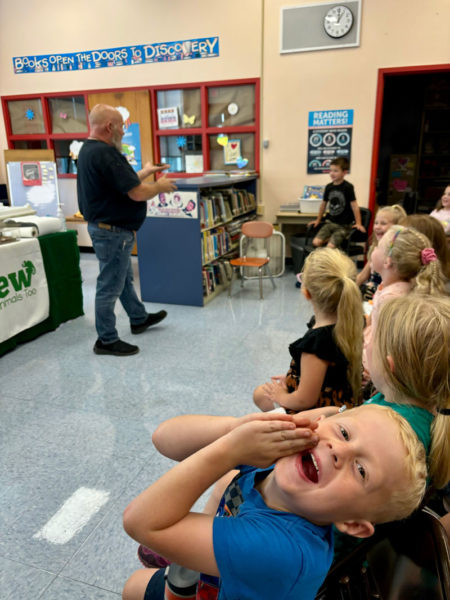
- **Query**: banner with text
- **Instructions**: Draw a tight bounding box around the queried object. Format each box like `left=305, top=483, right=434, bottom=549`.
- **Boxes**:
left=307, top=109, right=353, bottom=175
left=13, top=37, right=219, bottom=74
left=0, top=239, right=49, bottom=343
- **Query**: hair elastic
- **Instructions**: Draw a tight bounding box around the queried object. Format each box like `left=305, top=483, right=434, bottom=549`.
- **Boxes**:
left=437, top=407, right=450, bottom=416
left=387, top=228, right=402, bottom=256
left=421, top=247, right=437, bottom=265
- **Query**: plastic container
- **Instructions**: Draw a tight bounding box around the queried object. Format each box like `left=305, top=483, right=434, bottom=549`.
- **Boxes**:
left=299, top=197, right=322, bottom=214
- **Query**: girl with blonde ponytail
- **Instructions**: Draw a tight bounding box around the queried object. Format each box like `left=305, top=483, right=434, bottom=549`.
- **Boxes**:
left=254, top=247, right=364, bottom=412
left=367, top=293, right=450, bottom=491
left=362, top=225, right=445, bottom=380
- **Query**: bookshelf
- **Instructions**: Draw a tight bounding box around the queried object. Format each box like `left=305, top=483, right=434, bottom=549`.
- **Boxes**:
left=136, top=175, right=257, bottom=306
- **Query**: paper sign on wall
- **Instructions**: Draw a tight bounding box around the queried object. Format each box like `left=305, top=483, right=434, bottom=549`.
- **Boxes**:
left=157, top=107, right=179, bottom=129
left=307, top=109, right=353, bottom=174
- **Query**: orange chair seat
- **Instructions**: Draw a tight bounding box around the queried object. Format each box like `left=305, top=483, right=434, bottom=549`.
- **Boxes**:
left=230, top=257, right=269, bottom=268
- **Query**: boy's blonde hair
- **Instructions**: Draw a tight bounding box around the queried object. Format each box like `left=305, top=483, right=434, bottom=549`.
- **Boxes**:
left=302, top=248, right=363, bottom=403
left=383, top=225, right=445, bottom=295
left=375, top=295, right=450, bottom=489
left=351, top=405, right=427, bottom=523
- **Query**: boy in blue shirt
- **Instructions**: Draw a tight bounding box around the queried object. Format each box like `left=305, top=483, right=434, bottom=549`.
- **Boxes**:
left=310, top=157, right=365, bottom=249
left=122, top=406, right=426, bottom=600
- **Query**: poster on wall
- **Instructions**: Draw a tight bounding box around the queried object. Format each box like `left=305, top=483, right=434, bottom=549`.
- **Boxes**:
left=307, top=109, right=353, bottom=174
left=121, top=123, right=142, bottom=172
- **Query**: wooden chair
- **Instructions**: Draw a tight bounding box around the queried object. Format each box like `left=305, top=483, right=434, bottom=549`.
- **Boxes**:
left=228, top=220, right=276, bottom=299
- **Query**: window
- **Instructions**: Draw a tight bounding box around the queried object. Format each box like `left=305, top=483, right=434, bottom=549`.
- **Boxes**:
left=152, top=79, right=259, bottom=176
left=2, top=94, right=89, bottom=177
left=2, top=79, right=260, bottom=179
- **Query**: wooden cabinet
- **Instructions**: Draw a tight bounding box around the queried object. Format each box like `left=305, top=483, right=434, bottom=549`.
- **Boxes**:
left=136, top=175, right=257, bottom=306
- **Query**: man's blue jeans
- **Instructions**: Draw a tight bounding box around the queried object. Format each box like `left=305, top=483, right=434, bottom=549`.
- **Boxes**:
left=88, top=223, right=147, bottom=343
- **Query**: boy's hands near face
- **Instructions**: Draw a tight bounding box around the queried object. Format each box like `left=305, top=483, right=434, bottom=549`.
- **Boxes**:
left=223, top=417, right=319, bottom=469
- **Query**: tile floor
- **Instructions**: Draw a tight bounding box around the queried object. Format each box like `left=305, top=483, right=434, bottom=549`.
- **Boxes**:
left=0, top=253, right=310, bottom=599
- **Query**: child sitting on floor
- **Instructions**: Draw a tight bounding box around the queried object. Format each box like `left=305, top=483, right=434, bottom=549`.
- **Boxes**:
left=253, top=247, right=363, bottom=413
left=122, top=405, right=426, bottom=600
left=356, top=204, right=406, bottom=300
left=362, top=225, right=445, bottom=384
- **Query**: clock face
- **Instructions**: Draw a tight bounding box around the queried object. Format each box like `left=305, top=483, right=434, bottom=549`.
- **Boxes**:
left=323, top=5, right=354, bottom=38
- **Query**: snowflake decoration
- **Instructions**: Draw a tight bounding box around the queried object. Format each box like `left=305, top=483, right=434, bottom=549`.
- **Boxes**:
left=25, top=109, right=35, bottom=120
left=177, top=136, right=187, bottom=149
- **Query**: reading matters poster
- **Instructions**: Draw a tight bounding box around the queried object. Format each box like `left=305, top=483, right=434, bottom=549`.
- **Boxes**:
left=307, top=109, right=353, bottom=174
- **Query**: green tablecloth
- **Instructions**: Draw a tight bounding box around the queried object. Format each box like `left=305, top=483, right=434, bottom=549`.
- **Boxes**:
left=0, top=230, right=84, bottom=356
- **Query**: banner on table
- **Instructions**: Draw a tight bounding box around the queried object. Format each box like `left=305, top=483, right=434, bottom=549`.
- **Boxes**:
left=0, top=239, right=49, bottom=343
left=13, top=37, right=219, bottom=74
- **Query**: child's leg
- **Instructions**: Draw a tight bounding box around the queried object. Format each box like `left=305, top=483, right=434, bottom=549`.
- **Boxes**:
left=123, top=567, right=162, bottom=600
left=312, top=222, right=333, bottom=247
left=253, top=384, right=276, bottom=411
left=327, top=225, right=352, bottom=249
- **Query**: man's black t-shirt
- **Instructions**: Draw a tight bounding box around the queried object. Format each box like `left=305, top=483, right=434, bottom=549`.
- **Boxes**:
left=77, top=139, right=145, bottom=231
left=324, top=180, right=356, bottom=225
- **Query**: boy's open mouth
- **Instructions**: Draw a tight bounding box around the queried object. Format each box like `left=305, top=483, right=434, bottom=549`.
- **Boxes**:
left=301, top=452, right=319, bottom=483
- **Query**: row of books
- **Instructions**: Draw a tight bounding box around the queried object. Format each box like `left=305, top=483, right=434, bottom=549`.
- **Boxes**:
left=202, top=258, right=233, bottom=296
left=199, top=189, right=256, bottom=229
left=202, top=226, right=231, bottom=264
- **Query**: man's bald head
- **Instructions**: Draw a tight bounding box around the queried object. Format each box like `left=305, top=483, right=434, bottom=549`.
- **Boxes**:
left=88, top=104, right=124, bottom=150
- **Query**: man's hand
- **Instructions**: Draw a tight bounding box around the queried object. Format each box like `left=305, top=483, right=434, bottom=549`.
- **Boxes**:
left=140, top=162, right=171, bottom=178
left=352, top=223, right=366, bottom=233
left=157, top=176, right=178, bottom=194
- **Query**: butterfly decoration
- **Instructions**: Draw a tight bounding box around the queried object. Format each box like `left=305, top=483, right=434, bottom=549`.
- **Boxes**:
left=217, top=134, right=228, bottom=146
left=60, top=112, right=68, bottom=120
left=183, top=114, right=196, bottom=126
left=236, top=156, right=249, bottom=169
left=177, top=136, right=187, bottom=149
left=25, top=109, right=35, bottom=121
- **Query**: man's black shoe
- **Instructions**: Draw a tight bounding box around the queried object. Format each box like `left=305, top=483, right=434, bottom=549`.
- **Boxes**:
left=93, top=339, right=139, bottom=356
left=131, top=310, right=167, bottom=334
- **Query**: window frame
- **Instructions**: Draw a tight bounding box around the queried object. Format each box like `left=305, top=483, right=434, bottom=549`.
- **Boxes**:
left=2, top=78, right=260, bottom=179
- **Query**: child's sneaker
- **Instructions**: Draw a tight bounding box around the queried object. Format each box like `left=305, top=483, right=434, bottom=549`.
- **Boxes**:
left=137, top=544, right=171, bottom=569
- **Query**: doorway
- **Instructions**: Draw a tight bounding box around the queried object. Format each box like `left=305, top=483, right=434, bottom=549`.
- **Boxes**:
left=369, top=65, right=450, bottom=215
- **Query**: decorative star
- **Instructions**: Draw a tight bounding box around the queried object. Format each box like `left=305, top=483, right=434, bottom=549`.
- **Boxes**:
left=177, top=136, right=187, bottom=149
left=25, top=109, right=35, bottom=120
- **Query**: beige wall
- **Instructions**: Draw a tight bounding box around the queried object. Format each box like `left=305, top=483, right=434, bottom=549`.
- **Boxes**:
left=1, top=0, right=449, bottom=219
left=261, top=0, right=450, bottom=223
left=0, top=0, right=263, bottom=184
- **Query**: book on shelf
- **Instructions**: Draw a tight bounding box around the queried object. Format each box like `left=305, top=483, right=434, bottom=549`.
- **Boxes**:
left=302, top=185, right=324, bottom=199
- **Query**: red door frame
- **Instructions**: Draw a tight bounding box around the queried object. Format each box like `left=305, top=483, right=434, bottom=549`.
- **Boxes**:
left=368, top=63, right=450, bottom=215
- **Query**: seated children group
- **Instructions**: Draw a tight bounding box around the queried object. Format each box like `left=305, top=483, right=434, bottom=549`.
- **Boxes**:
left=121, top=181, right=450, bottom=600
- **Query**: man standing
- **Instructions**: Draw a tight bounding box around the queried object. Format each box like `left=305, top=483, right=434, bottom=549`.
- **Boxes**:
left=77, top=104, right=177, bottom=356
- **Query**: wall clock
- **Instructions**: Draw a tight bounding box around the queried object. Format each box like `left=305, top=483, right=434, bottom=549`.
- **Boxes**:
left=323, top=5, right=354, bottom=38
left=280, top=1, right=361, bottom=54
